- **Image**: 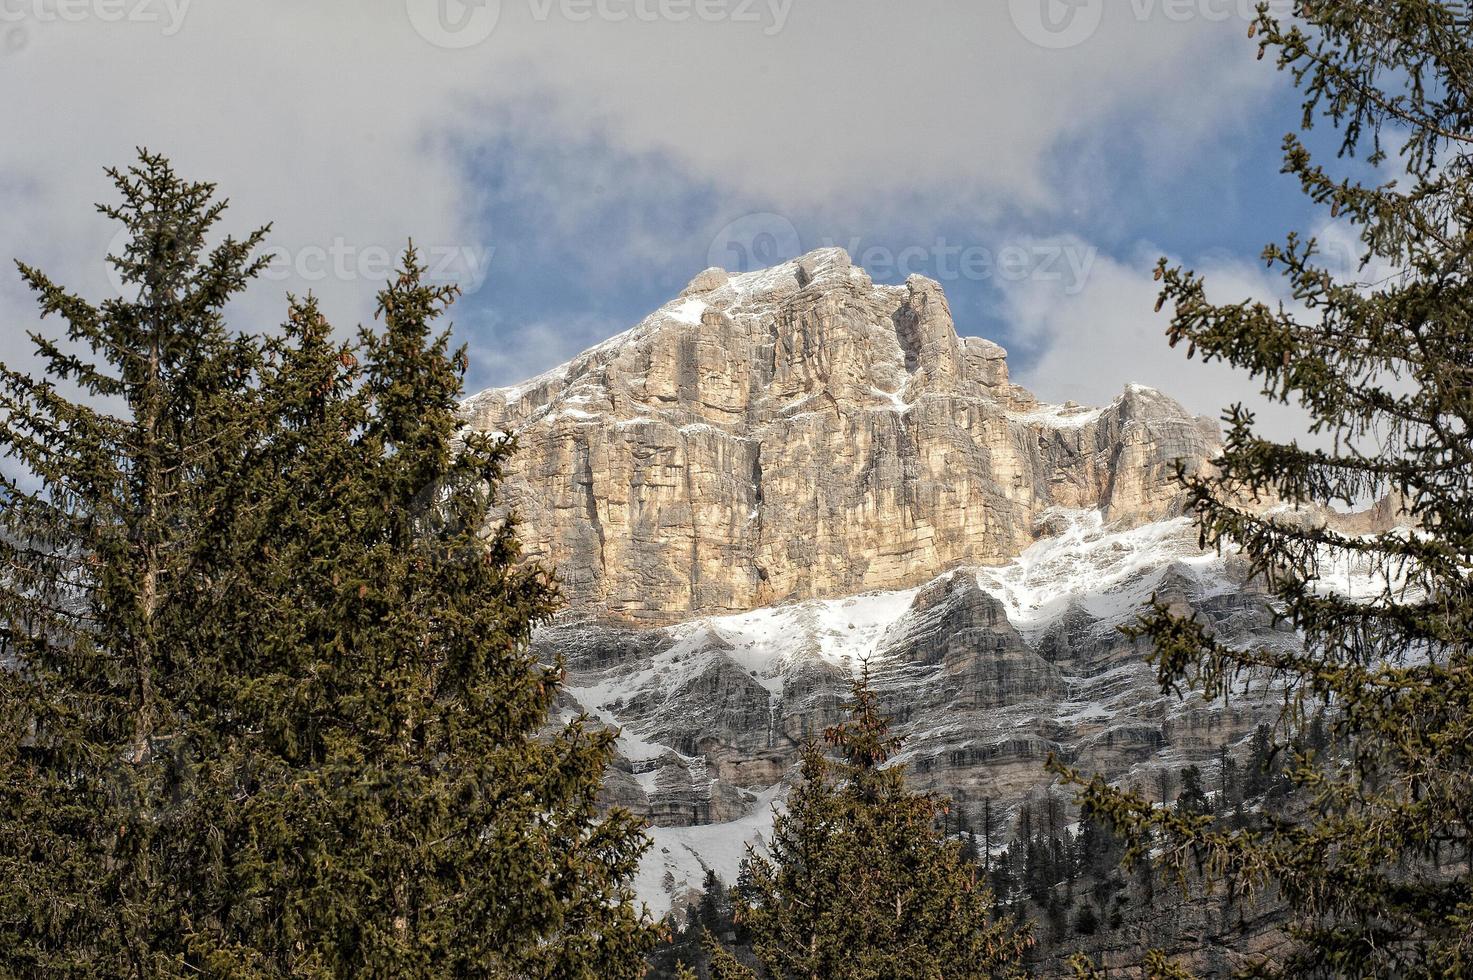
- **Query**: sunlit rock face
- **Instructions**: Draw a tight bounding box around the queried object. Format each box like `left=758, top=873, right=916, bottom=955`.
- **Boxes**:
left=468, top=249, right=1293, bottom=916
left=462, top=248, right=1221, bottom=626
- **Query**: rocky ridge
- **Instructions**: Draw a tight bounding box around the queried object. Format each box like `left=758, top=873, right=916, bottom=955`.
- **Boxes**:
left=463, top=249, right=1295, bottom=916
left=464, top=248, right=1221, bottom=625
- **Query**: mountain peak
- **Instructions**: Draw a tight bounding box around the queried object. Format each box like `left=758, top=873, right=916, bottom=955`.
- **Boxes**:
left=682, top=245, right=859, bottom=298
left=463, top=253, right=1216, bottom=623
left=465, top=250, right=995, bottom=431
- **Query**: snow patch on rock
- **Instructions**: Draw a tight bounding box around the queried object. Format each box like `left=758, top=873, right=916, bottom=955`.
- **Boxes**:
left=635, top=786, right=780, bottom=918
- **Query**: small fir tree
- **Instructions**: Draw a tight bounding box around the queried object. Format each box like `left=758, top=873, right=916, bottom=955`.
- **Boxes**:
left=718, top=668, right=1031, bottom=979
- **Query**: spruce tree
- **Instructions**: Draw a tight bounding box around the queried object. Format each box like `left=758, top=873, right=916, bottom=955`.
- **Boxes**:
left=0, top=156, right=658, bottom=976
left=1174, top=767, right=1210, bottom=819
left=186, top=252, right=657, bottom=976
left=0, top=152, right=270, bottom=976
left=695, top=869, right=732, bottom=939
left=1057, top=3, right=1473, bottom=975
left=717, top=670, right=1030, bottom=979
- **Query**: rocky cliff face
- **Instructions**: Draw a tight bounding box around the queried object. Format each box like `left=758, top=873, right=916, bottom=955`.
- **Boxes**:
left=463, top=248, right=1220, bottom=626
left=463, top=248, right=1290, bottom=916
left=535, top=511, right=1294, bottom=914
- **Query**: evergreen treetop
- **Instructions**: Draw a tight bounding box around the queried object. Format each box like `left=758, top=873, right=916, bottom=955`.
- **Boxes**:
left=718, top=667, right=1031, bottom=979
left=1056, top=3, right=1473, bottom=975
left=0, top=153, right=659, bottom=977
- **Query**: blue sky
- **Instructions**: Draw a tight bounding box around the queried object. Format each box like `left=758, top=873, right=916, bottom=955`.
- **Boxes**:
left=452, top=86, right=1319, bottom=391
left=0, top=0, right=1373, bottom=432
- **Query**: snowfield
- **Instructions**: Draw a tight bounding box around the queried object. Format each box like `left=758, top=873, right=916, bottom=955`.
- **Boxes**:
left=565, top=506, right=1402, bottom=916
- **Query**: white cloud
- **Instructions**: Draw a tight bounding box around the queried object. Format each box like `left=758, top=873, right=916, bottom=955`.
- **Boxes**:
left=999, top=236, right=1321, bottom=443
left=0, top=0, right=1272, bottom=275
left=0, top=0, right=1285, bottom=412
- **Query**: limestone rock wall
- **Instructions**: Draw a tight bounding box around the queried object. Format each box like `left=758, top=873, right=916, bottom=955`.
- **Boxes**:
left=463, top=248, right=1219, bottom=625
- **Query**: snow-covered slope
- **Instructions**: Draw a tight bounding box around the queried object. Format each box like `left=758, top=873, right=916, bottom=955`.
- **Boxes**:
left=538, top=508, right=1291, bottom=916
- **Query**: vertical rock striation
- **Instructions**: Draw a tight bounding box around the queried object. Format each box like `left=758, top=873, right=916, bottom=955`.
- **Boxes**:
left=463, top=248, right=1220, bottom=625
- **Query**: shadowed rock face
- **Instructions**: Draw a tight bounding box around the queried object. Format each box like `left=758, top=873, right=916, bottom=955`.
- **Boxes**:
left=481, top=250, right=1309, bottom=915
left=463, top=248, right=1220, bottom=626
left=531, top=506, right=1300, bottom=914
